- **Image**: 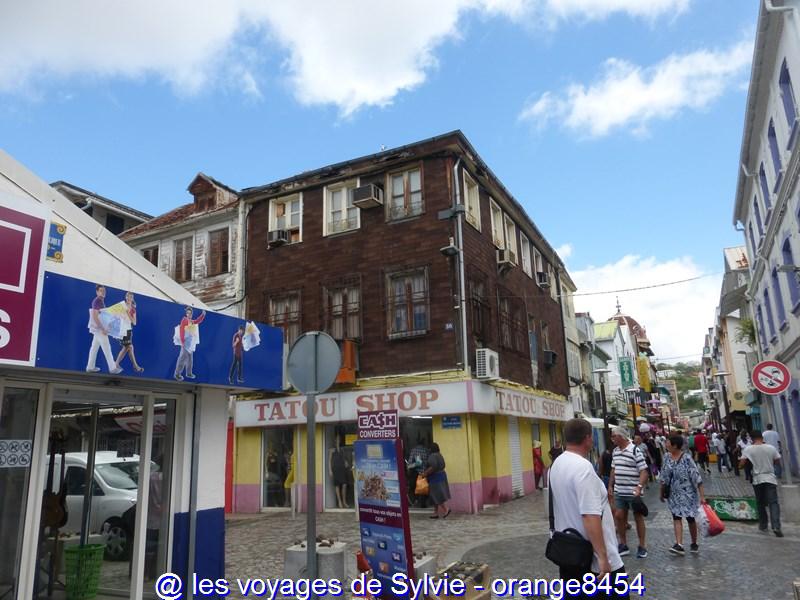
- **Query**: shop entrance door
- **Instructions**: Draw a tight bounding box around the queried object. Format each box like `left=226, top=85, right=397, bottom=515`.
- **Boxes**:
left=30, top=388, right=175, bottom=600
left=508, top=417, right=523, bottom=498
left=0, top=386, right=41, bottom=600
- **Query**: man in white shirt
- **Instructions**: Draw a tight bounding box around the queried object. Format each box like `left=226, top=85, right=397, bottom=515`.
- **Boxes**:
left=549, top=418, right=629, bottom=599
left=741, top=430, right=782, bottom=537
left=763, top=424, right=783, bottom=479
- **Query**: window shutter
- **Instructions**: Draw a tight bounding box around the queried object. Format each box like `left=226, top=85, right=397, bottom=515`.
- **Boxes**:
left=175, top=240, right=184, bottom=281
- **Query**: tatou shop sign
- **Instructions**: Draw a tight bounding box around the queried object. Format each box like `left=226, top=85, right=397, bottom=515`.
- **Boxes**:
left=495, top=389, right=568, bottom=421
left=235, top=381, right=570, bottom=427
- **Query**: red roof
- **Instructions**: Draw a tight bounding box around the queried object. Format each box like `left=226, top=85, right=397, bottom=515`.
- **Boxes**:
left=119, top=197, right=238, bottom=240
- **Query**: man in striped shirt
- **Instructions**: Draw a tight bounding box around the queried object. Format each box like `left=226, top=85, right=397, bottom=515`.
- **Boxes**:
left=608, top=426, right=649, bottom=559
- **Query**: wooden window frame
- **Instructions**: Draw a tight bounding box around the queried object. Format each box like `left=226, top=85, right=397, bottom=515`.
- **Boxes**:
left=462, top=170, right=481, bottom=231
left=267, top=290, right=302, bottom=346
left=323, top=276, right=362, bottom=341
left=386, top=267, right=429, bottom=339
left=207, top=227, right=230, bottom=277
left=323, top=179, right=360, bottom=236
left=173, top=236, right=193, bottom=283
left=269, top=193, right=303, bottom=243
left=142, top=245, right=159, bottom=267
left=468, top=271, right=490, bottom=343
left=385, top=165, right=424, bottom=222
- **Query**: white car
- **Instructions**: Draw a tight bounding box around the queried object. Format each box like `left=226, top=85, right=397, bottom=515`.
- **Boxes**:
left=48, top=452, right=140, bottom=560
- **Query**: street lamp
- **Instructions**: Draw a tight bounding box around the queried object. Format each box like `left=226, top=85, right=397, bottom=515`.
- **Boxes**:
left=593, top=368, right=612, bottom=446
left=715, top=371, right=733, bottom=432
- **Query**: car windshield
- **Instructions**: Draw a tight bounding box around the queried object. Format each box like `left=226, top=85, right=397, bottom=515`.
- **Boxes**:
left=95, top=463, right=138, bottom=490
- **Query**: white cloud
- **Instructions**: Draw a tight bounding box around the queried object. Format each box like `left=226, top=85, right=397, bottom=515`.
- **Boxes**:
left=520, top=39, right=753, bottom=137
left=542, top=0, right=690, bottom=21
left=0, top=0, right=694, bottom=114
left=570, top=255, right=720, bottom=364
left=556, top=243, right=574, bottom=260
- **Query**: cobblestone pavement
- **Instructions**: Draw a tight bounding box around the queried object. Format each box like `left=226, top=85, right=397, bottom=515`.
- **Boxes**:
left=224, top=470, right=800, bottom=600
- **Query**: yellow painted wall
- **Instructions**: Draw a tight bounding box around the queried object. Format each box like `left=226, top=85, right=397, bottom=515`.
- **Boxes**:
left=541, top=422, right=552, bottom=465
left=432, top=415, right=475, bottom=484
left=235, top=428, right=262, bottom=485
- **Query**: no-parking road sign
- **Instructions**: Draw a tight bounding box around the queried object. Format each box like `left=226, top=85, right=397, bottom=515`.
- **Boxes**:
left=751, top=360, right=792, bottom=395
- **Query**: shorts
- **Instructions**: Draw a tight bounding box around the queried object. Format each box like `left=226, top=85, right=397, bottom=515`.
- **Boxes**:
left=614, top=495, right=637, bottom=511
left=672, top=514, right=695, bottom=523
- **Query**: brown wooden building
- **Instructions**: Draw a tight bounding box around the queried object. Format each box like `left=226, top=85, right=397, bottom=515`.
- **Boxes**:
left=232, top=131, right=576, bottom=514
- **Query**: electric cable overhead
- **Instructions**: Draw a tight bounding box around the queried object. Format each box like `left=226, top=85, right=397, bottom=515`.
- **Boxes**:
left=571, top=273, right=721, bottom=297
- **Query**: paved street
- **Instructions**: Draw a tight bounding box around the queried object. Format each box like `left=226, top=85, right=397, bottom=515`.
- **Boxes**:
left=224, top=469, right=800, bottom=600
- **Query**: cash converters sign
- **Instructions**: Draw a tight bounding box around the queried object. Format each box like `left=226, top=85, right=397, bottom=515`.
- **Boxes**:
left=0, top=193, right=48, bottom=366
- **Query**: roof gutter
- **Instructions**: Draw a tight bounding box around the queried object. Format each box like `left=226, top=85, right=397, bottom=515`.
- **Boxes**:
left=765, top=0, right=793, bottom=12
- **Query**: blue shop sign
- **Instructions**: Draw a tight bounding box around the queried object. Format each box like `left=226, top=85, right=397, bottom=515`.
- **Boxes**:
left=442, top=415, right=462, bottom=429
left=35, top=272, right=283, bottom=390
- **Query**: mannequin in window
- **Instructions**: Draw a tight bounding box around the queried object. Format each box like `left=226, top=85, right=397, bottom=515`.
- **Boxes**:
left=329, top=437, right=350, bottom=508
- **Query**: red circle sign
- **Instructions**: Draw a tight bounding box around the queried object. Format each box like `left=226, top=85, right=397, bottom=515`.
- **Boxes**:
left=751, top=360, right=792, bottom=395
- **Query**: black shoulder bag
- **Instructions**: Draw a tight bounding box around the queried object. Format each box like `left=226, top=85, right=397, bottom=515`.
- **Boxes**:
left=545, top=485, right=594, bottom=570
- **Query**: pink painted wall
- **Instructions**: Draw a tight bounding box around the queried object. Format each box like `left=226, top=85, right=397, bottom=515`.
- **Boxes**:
left=233, top=483, right=260, bottom=513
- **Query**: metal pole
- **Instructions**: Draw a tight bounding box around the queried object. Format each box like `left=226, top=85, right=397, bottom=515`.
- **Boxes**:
left=79, top=404, right=99, bottom=546
left=306, top=333, right=318, bottom=584
left=187, top=392, right=201, bottom=600
left=720, top=380, right=732, bottom=432
left=599, top=378, right=610, bottom=445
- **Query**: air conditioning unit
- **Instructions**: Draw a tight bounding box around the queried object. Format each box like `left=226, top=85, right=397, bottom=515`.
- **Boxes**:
left=476, top=348, right=500, bottom=380
left=543, top=350, right=557, bottom=367
left=268, top=230, right=289, bottom=248
left=352, top=183, right=384, bottom=209
left=536, top=271, right=551, bottom=288
left=497, top=249, right=515, bottom=269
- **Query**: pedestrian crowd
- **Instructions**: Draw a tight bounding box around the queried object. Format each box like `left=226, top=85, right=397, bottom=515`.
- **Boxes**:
left=547, top=418, right=787, bottom=599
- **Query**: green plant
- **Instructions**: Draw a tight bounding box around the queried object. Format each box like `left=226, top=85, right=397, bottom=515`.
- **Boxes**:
left=735, top=318, right=756, bottom=348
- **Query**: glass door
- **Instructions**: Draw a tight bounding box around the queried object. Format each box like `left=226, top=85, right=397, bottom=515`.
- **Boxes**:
left=0, top=387, right=40, bottom=600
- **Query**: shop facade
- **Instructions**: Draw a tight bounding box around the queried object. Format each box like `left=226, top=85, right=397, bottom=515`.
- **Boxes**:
left=232, top=380, right=569, bottom=514
left=0, top=153, right=281, bottom=600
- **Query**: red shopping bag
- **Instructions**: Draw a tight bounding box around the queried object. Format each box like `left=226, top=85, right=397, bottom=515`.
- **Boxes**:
left=702, top=503, right=725, bottom=537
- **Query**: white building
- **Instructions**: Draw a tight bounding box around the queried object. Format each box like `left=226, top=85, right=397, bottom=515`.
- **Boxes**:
left=560, top=276, right=584, bottom=416
left=593, top=320, right=633, bottom=421
left=120, top=173, right=246, bottom=317
left=732, top=0, right=800, bottom=476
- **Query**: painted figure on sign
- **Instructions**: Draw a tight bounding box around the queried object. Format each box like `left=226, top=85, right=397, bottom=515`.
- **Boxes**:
left=229, top=324, right=245, bottom=384
left=115, top=291, right=144, bottom=373
left=173, top=306, right=205, bottom=381
left=86, top=284, right=123, bottom=374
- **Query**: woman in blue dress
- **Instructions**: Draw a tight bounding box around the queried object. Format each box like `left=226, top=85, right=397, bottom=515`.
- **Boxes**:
left=660, top=434, right=706, bottom=555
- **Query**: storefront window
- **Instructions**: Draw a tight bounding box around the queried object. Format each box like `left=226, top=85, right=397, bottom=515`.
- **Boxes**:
left=142, top=400, right=177, bottom=591
left=0, top=387, right=39, bottom=600
left=400, top=417, right=433, bottom=509
left=325, top=424, right=355, bottom=509
left=262, top=427, right=293, bottom=508
left=34, top=389, right=171, bottom=599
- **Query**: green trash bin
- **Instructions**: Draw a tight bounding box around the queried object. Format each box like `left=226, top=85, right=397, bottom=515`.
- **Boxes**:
left=64, top=544, right=104, bottom=600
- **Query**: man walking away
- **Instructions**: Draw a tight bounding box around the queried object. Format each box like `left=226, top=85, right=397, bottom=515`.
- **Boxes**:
left=763, top=424, right=783, bottom=480
left=694, top=430, right=710, bottom=474
left=741, top=431, right=783, bottom=537
left=712, top=433, right=730, bottom=474
left=609, top=426, right=649, bottom=558
left=742, top=431, right=783, bottom=537
left=549, top=419, right=629, bottom=599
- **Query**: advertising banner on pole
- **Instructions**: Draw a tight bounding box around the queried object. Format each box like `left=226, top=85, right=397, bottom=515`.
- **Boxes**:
left=355, top=410, right=414, bottom=598
left=619, top=357, right=635, bottom=389
left=35, top=272, right=284, bottom=390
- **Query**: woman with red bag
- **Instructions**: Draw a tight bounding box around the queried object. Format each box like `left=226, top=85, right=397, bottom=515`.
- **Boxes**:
left=660, top=434, right=706, bottom=555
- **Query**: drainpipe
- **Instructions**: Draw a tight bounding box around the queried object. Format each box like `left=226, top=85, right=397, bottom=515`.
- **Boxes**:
left=452, top=158, right=469, bottom=376
left=187, top=391, right=201, bottom=600
left=765, top=0, right=794, bottom=12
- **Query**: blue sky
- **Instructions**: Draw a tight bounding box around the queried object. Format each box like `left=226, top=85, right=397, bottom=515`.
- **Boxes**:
left=0, top=0, right=760, bottom=361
